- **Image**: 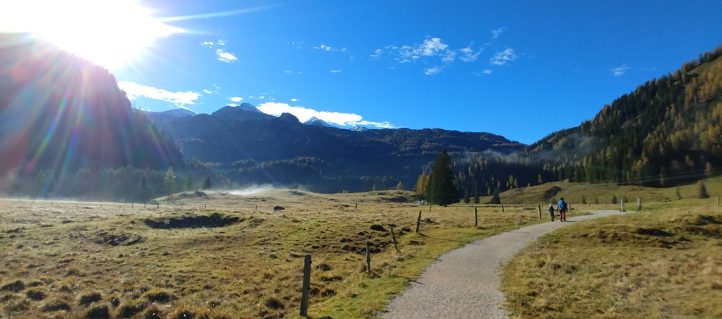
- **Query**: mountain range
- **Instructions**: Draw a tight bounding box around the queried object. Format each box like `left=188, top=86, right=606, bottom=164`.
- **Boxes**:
left=1, top=32, right=720, bottom=198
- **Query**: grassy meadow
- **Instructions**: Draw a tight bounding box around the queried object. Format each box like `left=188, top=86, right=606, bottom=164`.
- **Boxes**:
left=1, top=189, right=549, bottom=319
left=501, top=195, right=722, bottom=318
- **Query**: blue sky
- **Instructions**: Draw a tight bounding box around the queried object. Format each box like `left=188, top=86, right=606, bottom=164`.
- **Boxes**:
left=111, top=0, right=722, bottom=144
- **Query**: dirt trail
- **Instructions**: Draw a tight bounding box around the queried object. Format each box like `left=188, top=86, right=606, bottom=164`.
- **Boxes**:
left=383, top=210, right=627, bottom=319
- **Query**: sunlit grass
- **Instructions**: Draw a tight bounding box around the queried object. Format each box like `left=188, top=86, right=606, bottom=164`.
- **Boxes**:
left=501, top=201, right=722, bottom=319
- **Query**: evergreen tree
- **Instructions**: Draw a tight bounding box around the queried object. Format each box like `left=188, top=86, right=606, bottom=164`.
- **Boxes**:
left=202, top=176, right=212, bottom=190
left=581, top=195, right=587, bottom=205
left=697, top=182, right=710, bottom=199
left=611, top=194, right=618, bottom=204
left=463, top=187, right=470, bottom=203
left=429, top=150, right=458, bottom=206
left=163, top=167, right=176, bottom=197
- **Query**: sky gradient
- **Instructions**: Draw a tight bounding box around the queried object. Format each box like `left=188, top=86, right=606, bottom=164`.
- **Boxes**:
left=108, top=0, right=722, bottom=143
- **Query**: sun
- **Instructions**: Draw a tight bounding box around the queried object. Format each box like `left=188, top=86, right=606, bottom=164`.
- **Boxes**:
left=0, top=0, right=182, bottom=70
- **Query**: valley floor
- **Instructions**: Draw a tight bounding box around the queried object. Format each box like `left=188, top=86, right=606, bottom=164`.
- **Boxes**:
left=0, top=190, right=545, bottom=319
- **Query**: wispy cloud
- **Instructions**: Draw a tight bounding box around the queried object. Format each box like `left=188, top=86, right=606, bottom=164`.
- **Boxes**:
left=216, top=48, right=237, bottom=63
left=229, top=96, right=243, bottom=102
left=459, top=47, right=482, bottom=62
left=424, top=66, right=443, bottom=76
left=374, top=37, right=485, bottom=75
left=491, top=27, right=507, bottom=39
left=201, top=39, right=238, bottom=63
left=314, top=44, right=347, bottom=53
left=610, top=64, right=630, bottom=77
left=490, top=48, right=518, bottom=65
left=118, top=81, right=200, bottom=110
left=257, top=102, right=394, bottom=129
left=330, top=69, right=342, bottom=73
left=290, top=98, right=298, bottom=102
left=482, top=69, right=493, bottom=75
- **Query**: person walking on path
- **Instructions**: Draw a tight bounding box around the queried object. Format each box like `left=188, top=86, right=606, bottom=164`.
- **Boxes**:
left=558, top=197, right=568, bottom=222
left=548, top=203, right=556, bottom=222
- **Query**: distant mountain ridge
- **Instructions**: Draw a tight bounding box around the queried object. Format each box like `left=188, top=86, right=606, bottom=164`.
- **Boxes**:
left=146, top=105, right=524, bottom=191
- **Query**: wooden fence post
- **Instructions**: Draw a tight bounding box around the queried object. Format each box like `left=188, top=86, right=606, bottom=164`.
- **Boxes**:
left=355, top=202, right=358, bottom=210
left=637, top=197, right=642, bottom=211
left=390, top=226, right=400, bottom=253
left=366, top=242, right=372, bottom=274
left=416, top=211, right=422, bottom=233
left=300, top=255, right=312, bottom=317
left=157, top=202, right=159, bottom=209
left=620, top=199, right=625, bottom=212
left=474, top=206, right=478, bottom=227
left=501, top=203, right=505, bottom=213
left=429, top=204, right=432, bottom=212
left=537, top=204, right=542, bottom=219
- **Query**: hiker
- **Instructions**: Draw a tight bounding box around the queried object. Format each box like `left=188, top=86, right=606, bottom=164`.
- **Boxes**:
left=558, top=197, right=567, bottom=222
left=548, top=203, right=556, bottom=222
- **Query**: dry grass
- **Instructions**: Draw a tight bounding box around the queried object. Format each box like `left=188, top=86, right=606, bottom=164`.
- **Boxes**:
left=501, top=201, right=722, bottom=319
left=0, top=189, right=548, bottom=318
left=489, top=176, right=722, bottom=206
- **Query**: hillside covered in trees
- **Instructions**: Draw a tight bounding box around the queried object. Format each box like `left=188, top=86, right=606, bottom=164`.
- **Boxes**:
left=528, top=45, right=722, bottom=187
left=0, top=34, right=183, bottom=198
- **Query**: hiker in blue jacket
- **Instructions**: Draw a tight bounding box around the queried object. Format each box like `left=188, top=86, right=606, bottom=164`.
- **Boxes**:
left=558, top=197, right=567, bottom=222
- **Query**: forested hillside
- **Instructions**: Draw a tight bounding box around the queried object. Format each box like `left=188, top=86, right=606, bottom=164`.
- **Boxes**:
left=529, top=46, right=722, bottom=186
left=0, top=34, right=183, bottom=198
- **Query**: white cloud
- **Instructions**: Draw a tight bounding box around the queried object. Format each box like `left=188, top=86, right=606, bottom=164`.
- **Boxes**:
left=330, top=69, right=342, bottom=73
left=257, top=102, right=394, bottom=128
left=459, top=47, right=482, bottom=62
left=201, top=41, right=215, bottom=48
left=118, top=81, right=200, bottom=108
left=491, top=27, right=507, bottom=39
left=216, top=48, right=237, bottom=63
left=399, top=37, right=449, bottom=62
left=290, top=98, right=298, bottom=102
left=482, top=69, right=493, bottom=75
left=314, top=44, right=346, bottom=53
left=229, top=96, right=243, bottom=102
left=203, top=89, right=213, bottom=94
left=442, top=50, right=456, bottom=63
left=424, top=66, right=443, bottom=76
left=490, top=48, right=518, bottom=65
left=610, top=64, right=630, bottom=77
left=370, top=48, right=383, bottom=59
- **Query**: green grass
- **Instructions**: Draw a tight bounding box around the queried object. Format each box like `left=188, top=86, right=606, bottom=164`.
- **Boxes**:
left=501, top=200, right=722, bottom=319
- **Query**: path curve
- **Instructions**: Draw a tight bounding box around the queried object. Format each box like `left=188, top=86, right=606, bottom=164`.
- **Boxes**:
left=383, top=210, right=627, bottom=319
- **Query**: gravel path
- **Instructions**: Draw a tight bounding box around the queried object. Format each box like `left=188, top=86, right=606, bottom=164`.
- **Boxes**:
left=383, top=210, right=627, bottom=319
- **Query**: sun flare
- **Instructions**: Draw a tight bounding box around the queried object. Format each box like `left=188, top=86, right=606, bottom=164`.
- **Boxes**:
left=0, top=0, right=182, bottom=70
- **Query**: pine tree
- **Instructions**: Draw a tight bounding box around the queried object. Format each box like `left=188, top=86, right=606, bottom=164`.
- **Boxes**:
left=581, top=195, right=587, bottom=205
left=163, top=167, right=176, bottom=197
left=202, top=176, right=212, bottom=190
left=697, top=182, right=710, bottom=199
left=463, top=187, right=470, bottom=203
left=429, top=150, right=458, bottom=206
left=611, top=194, right=618, bottom=204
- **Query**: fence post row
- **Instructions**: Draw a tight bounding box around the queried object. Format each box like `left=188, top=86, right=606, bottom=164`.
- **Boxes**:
left=300, top=255, right=312, bottom=317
